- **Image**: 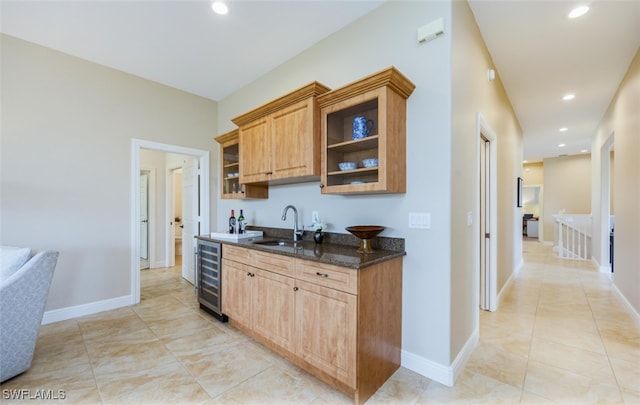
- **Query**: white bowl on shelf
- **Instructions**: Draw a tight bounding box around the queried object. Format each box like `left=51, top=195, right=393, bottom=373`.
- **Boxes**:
left=362, top=158, right=378, bottom=168
left=338, top=162, right=357, bottom=171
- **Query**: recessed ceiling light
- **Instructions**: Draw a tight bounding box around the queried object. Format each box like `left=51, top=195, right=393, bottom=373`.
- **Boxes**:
left=523, top=160, right=528, bottom=164
left=581, top=149, right=589, bottom=153
left=562, top=93, right=576, bottom=101
left=559, top=127, right=568, bottom=132
left=568, top=5, right=590, bottom=19
left=211, top=1, right=229, bottom=15
left=558, top=143, right=566, bottom=148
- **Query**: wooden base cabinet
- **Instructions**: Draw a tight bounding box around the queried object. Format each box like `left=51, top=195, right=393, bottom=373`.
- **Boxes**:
left=221, top=244, right=403, bottom=404
left=251, top=268, right=296, bottom=353
left=220, top=258, right=252, bottom=327
left=221, top=250, right=296, bottom=355
left=295, top=279, right=357, bottom=389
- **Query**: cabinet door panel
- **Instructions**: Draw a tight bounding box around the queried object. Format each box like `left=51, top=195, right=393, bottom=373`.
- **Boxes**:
left=252, top=269, right=296, bottom=353
left=221, top=258, right=252, bottom=327
left=272, top=101, right=315, bottom=178
left=239, top=118, right=271, bottom=182
left=295, top=280, right=357, bottom=388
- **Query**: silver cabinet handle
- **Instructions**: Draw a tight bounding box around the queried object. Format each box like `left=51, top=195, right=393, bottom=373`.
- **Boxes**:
left=316, top=272, right=329, bottom=278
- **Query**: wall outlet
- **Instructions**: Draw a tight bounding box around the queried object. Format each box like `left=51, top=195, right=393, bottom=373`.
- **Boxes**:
left=409, top=212, right=431, bottom=229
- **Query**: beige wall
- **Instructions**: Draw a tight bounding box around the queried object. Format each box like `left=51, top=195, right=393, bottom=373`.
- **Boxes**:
left=217, top=1, right=456, bottom=376
left=523, top=162, right=543, bottom=185
left=591, top=49, right=640, bottom=315
left=542, top=155, right=592, bottom=240
left=0, top=34, right=218, bottom=311
left=451, top=1, right=523, bottom=360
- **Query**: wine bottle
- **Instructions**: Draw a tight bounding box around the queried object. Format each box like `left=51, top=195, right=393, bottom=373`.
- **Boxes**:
left=238, top=209, right=245, bottom=234
left=229, top=209, right=236, bottom=234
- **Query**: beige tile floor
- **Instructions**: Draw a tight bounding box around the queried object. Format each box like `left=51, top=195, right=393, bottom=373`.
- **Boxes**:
left=2, top=242, right=639, bottom=404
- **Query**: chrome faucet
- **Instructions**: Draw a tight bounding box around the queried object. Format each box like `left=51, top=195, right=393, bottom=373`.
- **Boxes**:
left=281, top=205, right=303, bottom=242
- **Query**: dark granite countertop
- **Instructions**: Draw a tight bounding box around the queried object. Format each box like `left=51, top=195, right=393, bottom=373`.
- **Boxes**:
left=196, top=226, right=405, bottom=270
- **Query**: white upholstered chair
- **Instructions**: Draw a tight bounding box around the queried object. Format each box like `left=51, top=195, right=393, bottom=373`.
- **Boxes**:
left=1, top=248, right=59, bottom=382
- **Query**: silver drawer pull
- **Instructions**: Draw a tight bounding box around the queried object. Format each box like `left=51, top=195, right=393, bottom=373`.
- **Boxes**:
left=315, top=272, right=329, bottom=278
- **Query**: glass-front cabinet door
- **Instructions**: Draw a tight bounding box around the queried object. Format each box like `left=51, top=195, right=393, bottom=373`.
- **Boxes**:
left=215, top=129, right=268, bottom=199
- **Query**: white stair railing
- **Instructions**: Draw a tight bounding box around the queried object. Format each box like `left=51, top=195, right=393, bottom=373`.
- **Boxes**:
left=553, top=213, right=592, bottom=260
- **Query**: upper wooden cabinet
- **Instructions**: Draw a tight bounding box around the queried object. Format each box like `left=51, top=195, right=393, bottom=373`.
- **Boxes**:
left=231, top=82, right=331, bottom=185
left=214, top=130, right=268, bottom=199
left=318, top=67, right=415, bottom=194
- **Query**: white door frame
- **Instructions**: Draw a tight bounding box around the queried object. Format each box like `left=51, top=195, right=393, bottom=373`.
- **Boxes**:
left=130, top=139, right=210, bottom=304
left=166, top=167, right=182, bottom=268
left=139, top=168, right=156, bottom=268
left=475, top=113, right=498, bottom=314
left=599, top=133, right=614, bottom=272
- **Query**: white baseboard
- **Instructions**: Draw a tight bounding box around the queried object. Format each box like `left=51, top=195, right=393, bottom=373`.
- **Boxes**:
left=612, top=283, right=640, bottom=328
left=402, top=350, right=453, bottom=386
left=591, top=256, right=612, bottom=274
left=497, top=272, right=515, bottom=310
left=514, top=258, right=524, bottom=277
left=41, top=295, right=133, bottom=325
left=401, top=328, right=478, bottom=387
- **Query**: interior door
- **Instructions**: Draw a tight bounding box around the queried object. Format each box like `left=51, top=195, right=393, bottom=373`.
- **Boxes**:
left=181, top=157, right=199, bottom=285
left=479, top=135, right=490, bottom=310
left=140, top=171, right=150, bottom=269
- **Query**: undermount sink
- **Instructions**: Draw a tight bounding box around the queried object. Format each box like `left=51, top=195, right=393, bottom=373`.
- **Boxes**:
left=252, top=239, right=295, bottom=247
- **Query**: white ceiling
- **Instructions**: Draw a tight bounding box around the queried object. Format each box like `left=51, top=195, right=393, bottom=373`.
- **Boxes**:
left=0, top=0, right=384, bottom=101
left=2, top=1, right=639, bottom=161
left=469, top=0, right=639, bottom=161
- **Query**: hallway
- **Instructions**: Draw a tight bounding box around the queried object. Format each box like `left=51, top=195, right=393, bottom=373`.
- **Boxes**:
left=1, top=242, right=638, bottom=403
left=459, top=241, right=640, bottom=403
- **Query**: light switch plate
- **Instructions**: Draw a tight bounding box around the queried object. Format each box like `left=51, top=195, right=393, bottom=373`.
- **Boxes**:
left=409, top=212, right=431, bottom=229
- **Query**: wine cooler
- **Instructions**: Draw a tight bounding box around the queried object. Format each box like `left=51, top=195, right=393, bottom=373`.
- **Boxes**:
left=196, top=239, right=228, bottom=322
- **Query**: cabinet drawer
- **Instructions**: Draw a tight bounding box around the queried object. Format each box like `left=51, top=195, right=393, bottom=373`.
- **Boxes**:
left=253, top=250, right=294, bottom=277
left=295, top=259, right=358, bottom=295
left=223, top=244, right=252, bottom=265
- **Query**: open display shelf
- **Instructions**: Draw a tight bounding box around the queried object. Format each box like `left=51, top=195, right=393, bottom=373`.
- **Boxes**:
left=318, top=67, right=415, bottom=194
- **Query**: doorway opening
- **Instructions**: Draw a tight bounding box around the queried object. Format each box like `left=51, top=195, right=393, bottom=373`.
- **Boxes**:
left=522, top=185, right=543, bottom=241
left=476, top=113, right=497, bottom=314
left=131, top=139, right=210, bottom=305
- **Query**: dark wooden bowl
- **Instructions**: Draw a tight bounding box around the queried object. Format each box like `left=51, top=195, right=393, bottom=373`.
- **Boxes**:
left=345, top=225, right=385, bottom=240
left=345, top=226, right=384, bottom=253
